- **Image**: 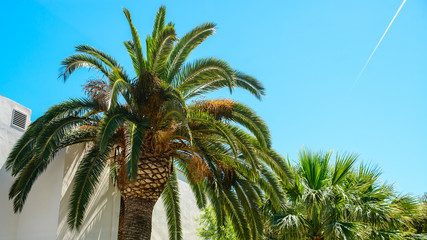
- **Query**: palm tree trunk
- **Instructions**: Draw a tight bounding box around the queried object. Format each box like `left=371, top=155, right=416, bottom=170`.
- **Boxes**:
left=118, top=197, right=156, bottom=240
left=117, top=153, right=172, bottom=240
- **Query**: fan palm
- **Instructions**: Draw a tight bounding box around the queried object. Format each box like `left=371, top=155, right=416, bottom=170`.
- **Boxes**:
left=263, top=149, right=420, bottom=240
left=412, top=194, right=427, bottom=235
left=6, top=6, right=287, bottom=240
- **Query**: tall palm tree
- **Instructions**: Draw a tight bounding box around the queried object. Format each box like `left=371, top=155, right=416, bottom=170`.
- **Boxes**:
left=263, top=149, right=420, bottom=240
left=6, top=6, right=287, bottom=240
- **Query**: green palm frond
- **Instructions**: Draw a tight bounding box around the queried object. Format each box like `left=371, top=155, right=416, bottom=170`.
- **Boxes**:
left=152, top=6, right=166, bottom=39
left=229, top=102, right=271, bottom=149
left=184, top=71, right=265, bottom=100
left=6, top=98, right=99, bottom=175
left=107, top=68, right=131, bottom=107
left=331, top=152, right=358, bottom=185
left=189, top=111, right=239, bottom=158
left=75, top=44, right=119, bottom=68
left=299, top=149, right=331, bottom=190
left=97, top=110, right=127, bottom=151
left=59, top=54, right=110, bottom=81
left=164, top=23, right=216, bottom=82
left=123, top=40, right=141, bottom=77
left=175, top=57, right=234, bottom=93
left=67, top=144, right=112, bottom=229
left=9, top=115, right=89, bottom=212
left=58, top=128, right=98, bottom=148
left=221, top=187, right=251, bottom=240
left=233, top=71, right=265, bottom=100
left=161, top=168, right=182, bottom=240
left=151, top=26, right=177, bottom=74
left=123, top=8, right=147, bottom=76
left=258, top=164, right=284, bottom=210
left=172, top=157, right=207, bottom=209
left=126, top=121, right=148, bottom=181
left=5, top=118, right=43, bottom=175
left=323, top=221, right=362, bottom=240
left=234, top=179, right=263, bottom=239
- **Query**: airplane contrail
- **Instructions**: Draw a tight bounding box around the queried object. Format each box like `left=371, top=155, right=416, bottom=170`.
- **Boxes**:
left=352, top=0, right=407, bottom=89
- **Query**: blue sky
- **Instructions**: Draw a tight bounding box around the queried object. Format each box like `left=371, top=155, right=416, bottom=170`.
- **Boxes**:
left=1, top=0, right=426, bottom=195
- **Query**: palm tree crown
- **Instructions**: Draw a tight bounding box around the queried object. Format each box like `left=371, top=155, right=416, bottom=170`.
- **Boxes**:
left=263, top=149, right=420, bottom=240
left=6, top=6, right=286, bottom=240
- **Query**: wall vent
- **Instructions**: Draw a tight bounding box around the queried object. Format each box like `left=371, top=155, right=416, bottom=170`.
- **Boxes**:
left=12, top=109, right=27, bottom=130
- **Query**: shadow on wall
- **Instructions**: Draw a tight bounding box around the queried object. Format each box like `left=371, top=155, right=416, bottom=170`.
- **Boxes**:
left=0, top=165, right=20, bottom=239
left=56, top=144, right=201, bottom=240
left=56, top=144, right=120, bottom=240
left=0, top=150, right=65, bottom=240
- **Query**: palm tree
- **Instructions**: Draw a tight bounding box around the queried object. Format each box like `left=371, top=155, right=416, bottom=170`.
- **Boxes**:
left=6, top=6, right=287, bottom=240
left=411, top=194, right=427, bottom=235
left=263, top=149, right=420, bottom=240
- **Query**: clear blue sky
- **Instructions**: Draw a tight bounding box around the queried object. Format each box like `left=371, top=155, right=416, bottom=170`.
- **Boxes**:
left=1, top=0, right=426, bottom=195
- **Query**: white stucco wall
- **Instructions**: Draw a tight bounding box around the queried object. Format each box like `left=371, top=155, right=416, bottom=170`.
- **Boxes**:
left=0, top=94, right=32, bottom=167
left=0, top=95, right=201, bottom=240
left=0, top=95, right=29, bottom=240
left=0, top=95, right=65, bottom=240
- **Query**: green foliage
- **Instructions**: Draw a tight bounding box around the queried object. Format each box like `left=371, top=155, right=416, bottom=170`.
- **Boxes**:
left=197, top=206, right=236, bottom=240
left=411, top=194, right=427, bottom=235
left=162, top=169, right=182, bottom=240
left=262, top=148, right=427, bottom=240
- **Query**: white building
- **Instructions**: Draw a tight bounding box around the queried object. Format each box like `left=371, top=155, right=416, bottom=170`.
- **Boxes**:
left=0, top=95, right=200, bottom=240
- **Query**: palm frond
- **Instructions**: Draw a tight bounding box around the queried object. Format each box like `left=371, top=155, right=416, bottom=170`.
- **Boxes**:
left=126, top=121, right=148, bottom=181
left=75, top=44, right=119, bottom=68
left=299, top=149, right=331, bottom=190
left=234, top=179, right=263, bottom=239
left=259, top=164, right=285, bottom=211
left=184, top=71, right=265, bottom=100
left=6, top=98, right=100, bottom=175
left=234, top=71, right=265, bottom=99
left=59, top=54, right=110, bottom=81
left=221, top=188, right=251, bottom=240
left=107, top=68, right=131, bottom=108
left=9, top=115, right=89, bottom=212
left=331, top=152, right=358, bottom=185
left=123, top=40, right=141, bottom=77
left=152, top=26, right=177, bottom=74
left=164, top=23, right=216, bottom=82
left=152, top=6, right=166, bottom=39
left=161, top=168, right=182, bottom=240
left=174, top=57, right=234, bottom=93
left=123, top=8, right=146, bottom=76
left=97, top=110, right=127, bottom=151
left=67, top=144, right=112, bottom=229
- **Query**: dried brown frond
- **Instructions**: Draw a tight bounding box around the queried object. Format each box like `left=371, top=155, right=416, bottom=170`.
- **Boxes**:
left=114, top=127, right=127, bottom=148
left=83, top=79, right=109, bottom=107
left=142, top=91, right=165, bottom=122
left=216, top=161, right=236, bottom=187
left=194, top=99, right=235, bottom=120
left=144, top=119, right=180, bottom=155
left=79, top=125, right=96, bottom=131
left=188, top=154, right=212, bottom=182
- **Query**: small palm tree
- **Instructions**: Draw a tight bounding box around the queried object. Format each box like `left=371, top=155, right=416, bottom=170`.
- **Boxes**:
left=6, top=6, right=287, bottom=240
left=263, top=149, right=419, bottom=240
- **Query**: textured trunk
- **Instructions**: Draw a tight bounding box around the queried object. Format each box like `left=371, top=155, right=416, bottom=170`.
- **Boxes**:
left=117, top=153, right=171, bottom=240
left=118, top=197, right=156, bottom=240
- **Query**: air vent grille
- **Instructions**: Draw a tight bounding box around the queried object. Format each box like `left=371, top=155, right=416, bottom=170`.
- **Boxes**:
left=12, top=110, right=27, bottom=130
